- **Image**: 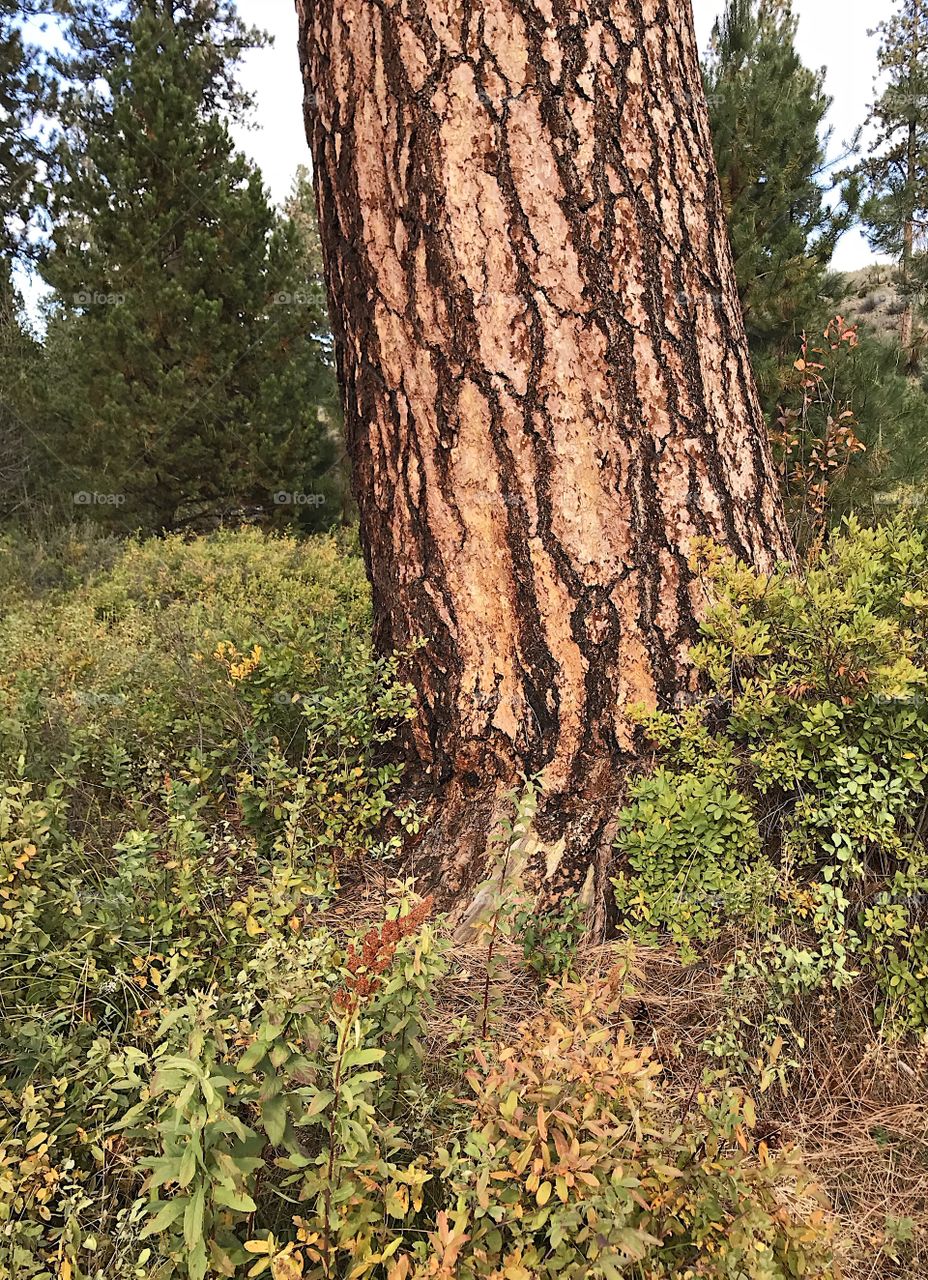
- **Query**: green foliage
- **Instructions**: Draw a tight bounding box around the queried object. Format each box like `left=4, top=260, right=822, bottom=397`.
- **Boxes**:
left=0, top=275, right=42, bottom=520
left=514, top=895, right=586, bottom=980
left=0, top=528, right=835, bottom=1280
left=0, top=3, right=49, bottom=520
left=129, top=963, right=833, bottom=1280
left=702, top=0, right=855, bottom=356
left=613, top=517, right=928, bottom=1038
left=37, top=0, right=339, bottom=532
left=859, top=1, right=928, bottom=293
left=769, top=313, right=928, bottom=528
left=0, top=0, right=45, bottom=258
left=127, top=896, right=444, bottom=1280
left=614, top=769, right=774, bottom=961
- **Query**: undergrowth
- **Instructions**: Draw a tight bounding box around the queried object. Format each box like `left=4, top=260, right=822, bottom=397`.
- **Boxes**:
left=613, top=516, right=928, bottom=1051
left=3, top=520, right=928, bottom=1278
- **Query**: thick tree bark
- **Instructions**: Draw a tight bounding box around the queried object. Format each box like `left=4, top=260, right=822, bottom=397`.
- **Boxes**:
left=296, top=0, right=793, bottom=930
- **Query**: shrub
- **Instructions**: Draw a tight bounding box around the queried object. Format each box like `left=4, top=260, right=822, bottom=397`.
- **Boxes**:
left=428, top=976, right=832, bottom=1280
left=613, top=516, right=928, bottom=1035
left=0, top=529, right=420, bottom=1278
left=514, top=893, right=587, bottom=980
left=613, top=769, right=775, bottom=960
left=769, top=321, right=928, bottom=533
left=131, top=959, right=833, bottom=1280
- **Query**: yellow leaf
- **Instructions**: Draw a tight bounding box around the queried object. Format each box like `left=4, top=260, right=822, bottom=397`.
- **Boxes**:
left=245, top=916, right=263, bottom=938
left=536, top=1181, right=552, bottom=1206
left=385, top=1184, right=409, bottom=1217
left=500, top=1091, right=518, bottom=1120
left=271, top=1251, right=304, bottom=1280
left=59, top=1261, right=72, bottom=1280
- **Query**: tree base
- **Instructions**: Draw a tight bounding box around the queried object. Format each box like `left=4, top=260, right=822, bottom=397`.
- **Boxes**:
left=404, top=765, right=624, bottom=943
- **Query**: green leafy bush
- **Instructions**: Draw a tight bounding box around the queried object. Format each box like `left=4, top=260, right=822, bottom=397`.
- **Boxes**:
left=128, top=956, right=832, bottom=1280
left=613, top=770, right=775, bottom=959
left=514, top=893, right=587, bottom=980
left=613, top=516, right=928, bottom=1035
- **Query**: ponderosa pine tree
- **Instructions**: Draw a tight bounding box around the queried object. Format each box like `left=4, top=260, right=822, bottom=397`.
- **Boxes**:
left=296, top=0, right=795, bottom=929
left=703, top=0, right=853, bottom=360
left=0, top=0, right=43, bottom=260
left=0, top=2, right=47, bottom=516
left=274, top=164, right=348, bottom=527
left=0, top=277, right=41, bottom=518
left=862, top=0, right=928, bottom=362
left=41, top=0, right=336, bottom=531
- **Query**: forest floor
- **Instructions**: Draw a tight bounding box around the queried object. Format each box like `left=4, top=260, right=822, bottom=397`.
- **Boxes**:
left=333, top=865, right=928, bottom=1280
left=3, top=523, right=927, bottom=1280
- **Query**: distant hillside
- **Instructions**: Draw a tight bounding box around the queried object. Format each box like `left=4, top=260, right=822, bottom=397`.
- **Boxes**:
left=829, top=264, right=908, bottom=342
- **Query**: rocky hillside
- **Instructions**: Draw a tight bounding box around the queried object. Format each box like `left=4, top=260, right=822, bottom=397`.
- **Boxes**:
left=832, top=264, right=909, bottom=340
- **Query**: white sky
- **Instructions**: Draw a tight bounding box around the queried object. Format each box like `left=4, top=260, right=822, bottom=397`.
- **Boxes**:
left=230, top=0, right=898, bottom=272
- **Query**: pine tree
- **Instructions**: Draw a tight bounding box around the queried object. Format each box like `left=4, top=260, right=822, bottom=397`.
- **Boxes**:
left=0, top=2, right=48, bottom=517
left=0, top=277, right=43, bottom=519
left=0, top=0, right=43, bottom=260
left=861, top=0, right=928, bottom=361
left=41, top=0, right=336, bottom=531
left=279, top=164, right=349, bottom=525
left=703, top=0, right=853, bottom=358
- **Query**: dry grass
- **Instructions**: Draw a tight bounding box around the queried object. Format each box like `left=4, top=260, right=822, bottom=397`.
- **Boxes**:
left=627, top=946, right=928, bottom=1280
left=832, top=265, right=913, bottom=351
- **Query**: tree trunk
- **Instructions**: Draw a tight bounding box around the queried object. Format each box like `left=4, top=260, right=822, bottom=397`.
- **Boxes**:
left=295, top=0, right=793, bottom=932
left=901, top=0, right=920, bottom=363
left=900, top=105, right=917, bottom=358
